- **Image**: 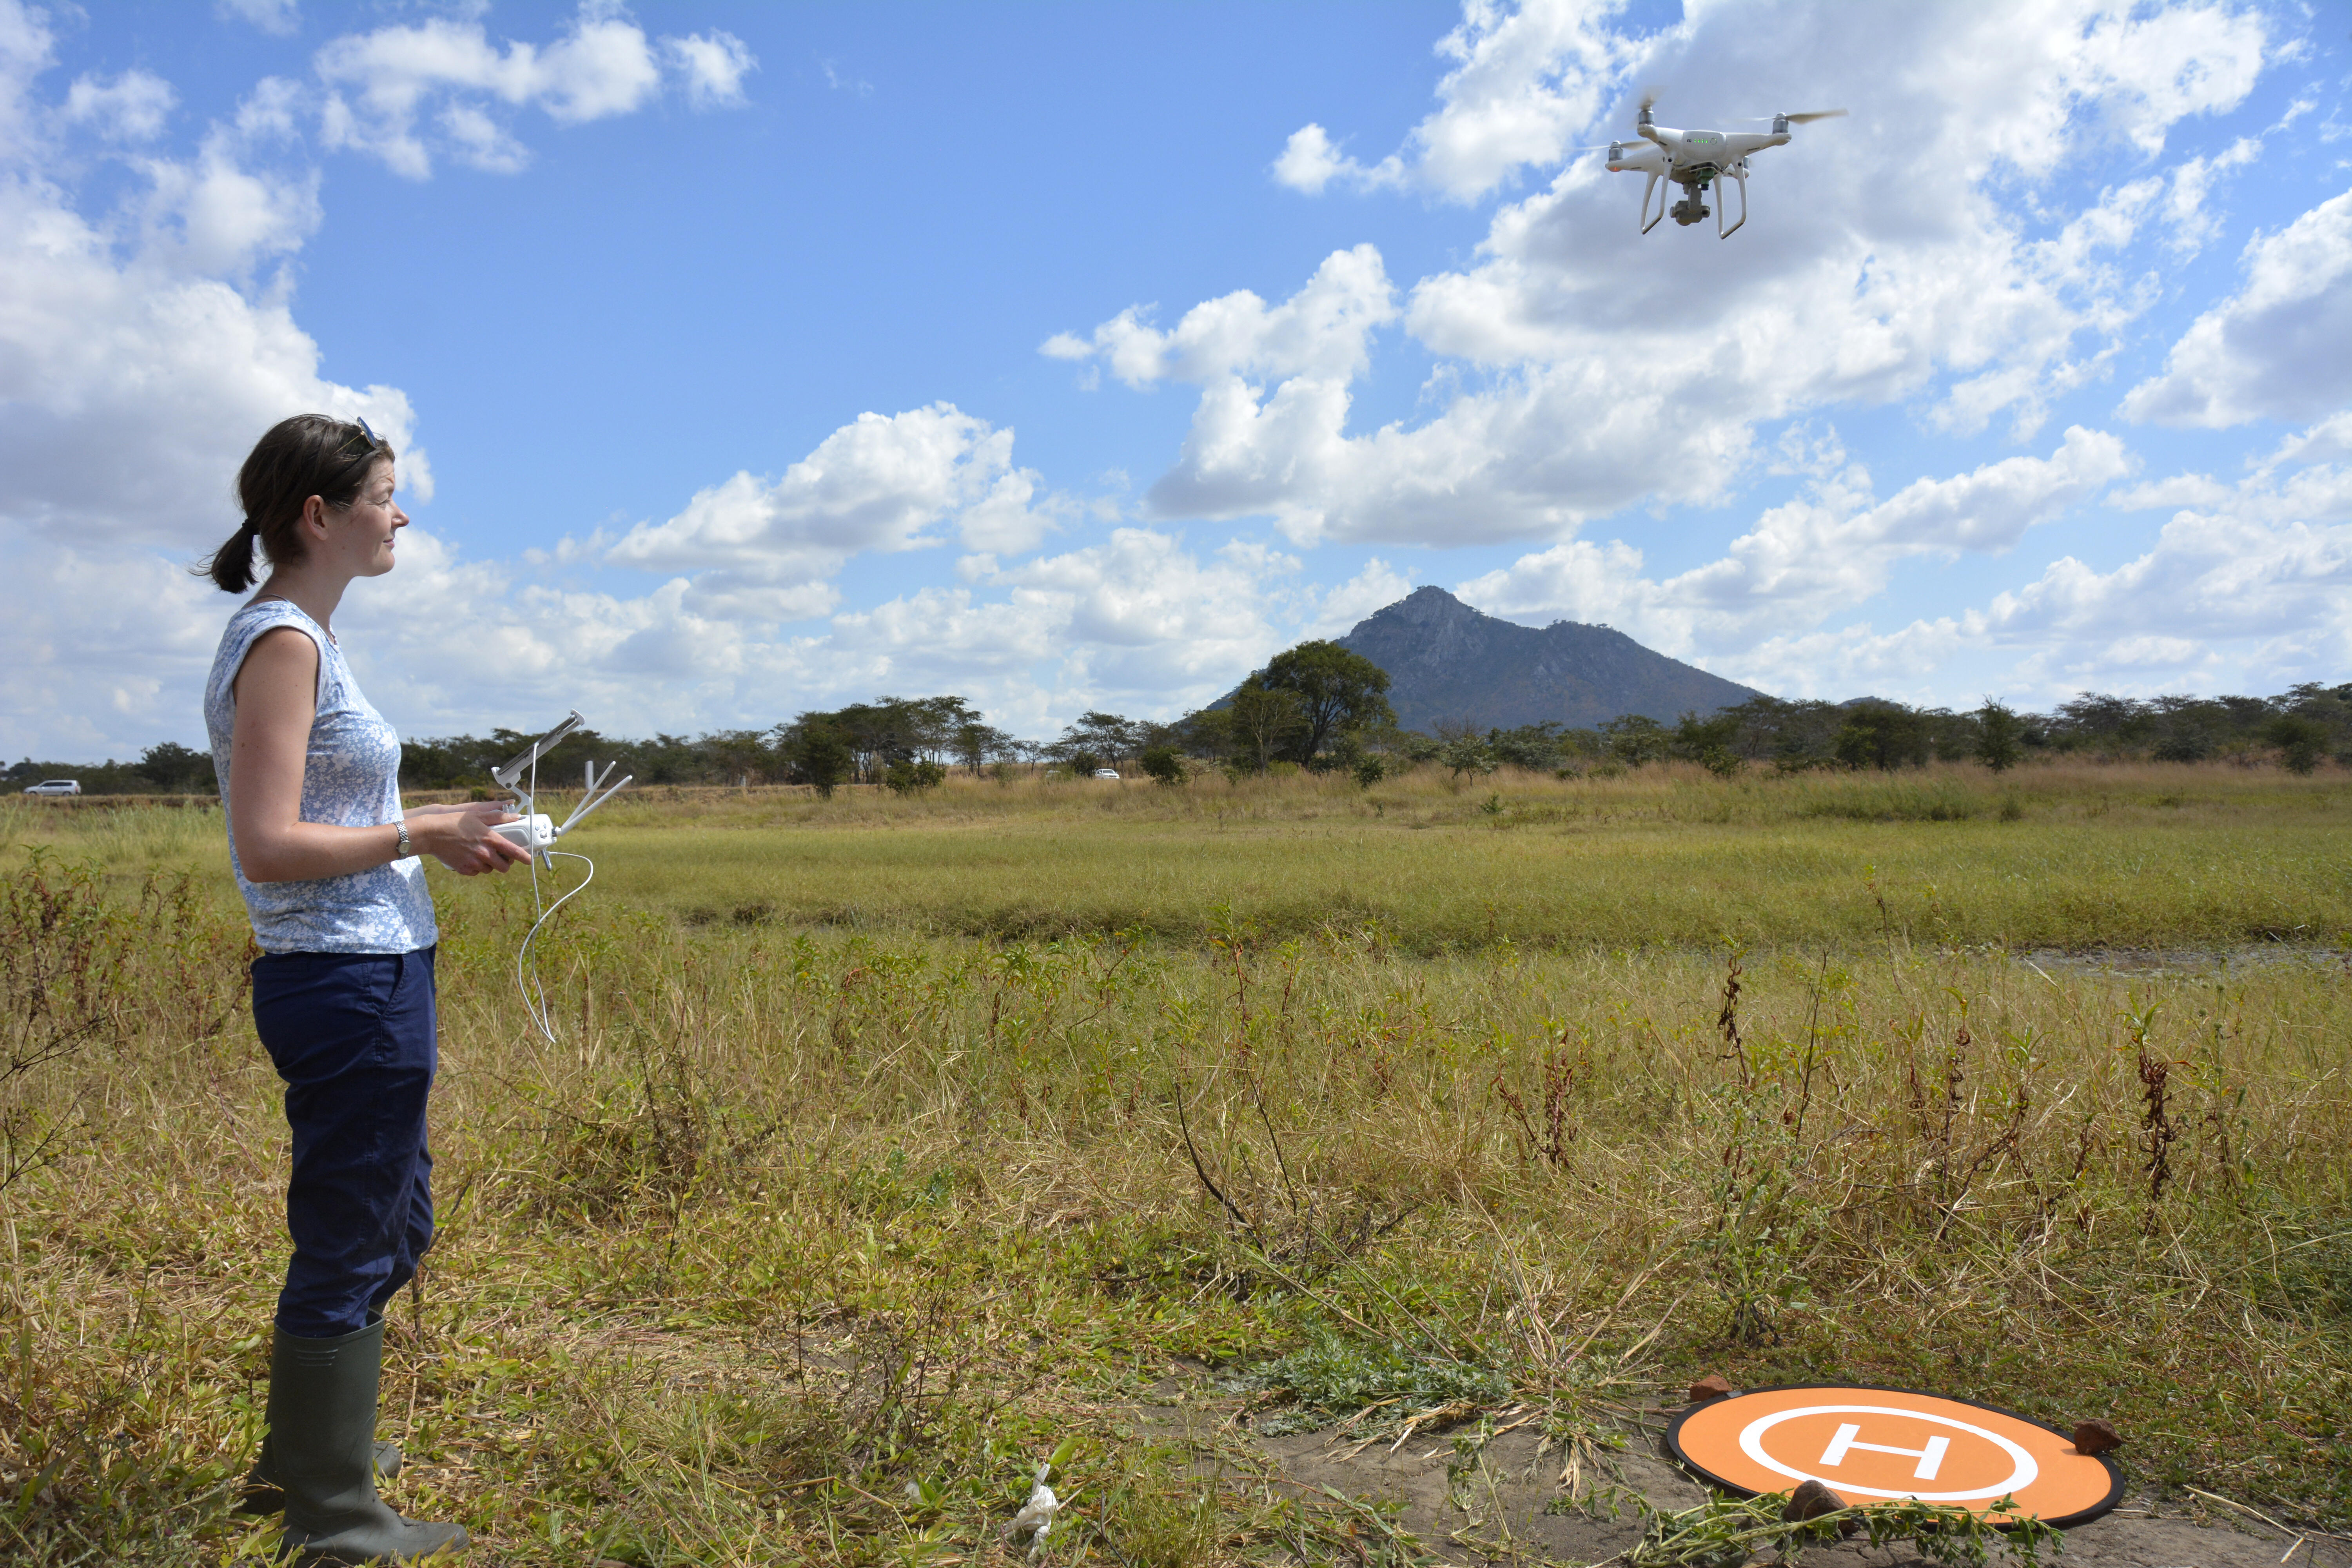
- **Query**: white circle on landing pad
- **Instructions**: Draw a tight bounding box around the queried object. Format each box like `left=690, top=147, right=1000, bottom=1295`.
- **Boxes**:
left=1737, top=1404, right=2038, bottom=1503
left=1667, top=1384, right=2123, bottom=1525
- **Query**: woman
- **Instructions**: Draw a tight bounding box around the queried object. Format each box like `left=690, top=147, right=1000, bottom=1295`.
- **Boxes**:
left=200, top=414, right=529, bottom=1564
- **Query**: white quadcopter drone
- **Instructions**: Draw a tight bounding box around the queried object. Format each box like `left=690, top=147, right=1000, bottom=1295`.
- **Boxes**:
left=488, top=711, right=633, bottom=1043
left=1604, top=93, right=1846, bottom=238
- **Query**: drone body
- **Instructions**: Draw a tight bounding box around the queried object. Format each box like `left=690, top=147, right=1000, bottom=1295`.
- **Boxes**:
left=1605, top=98, right=1844, bottom=237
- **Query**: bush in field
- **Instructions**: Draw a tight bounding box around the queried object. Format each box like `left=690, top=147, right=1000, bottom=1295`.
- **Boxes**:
left=1833, top=703, right=1928, bottom=771
left=1975, top=700, right=2024, bottom=773
left=137, top=741, right=217, bottom=794
left=1438, top=737, right=1495, bottom=780
left=2268, top=715, right=2328, bottom=775
left=885, top=759, right=947, bottom=795
left=1601, top=713, right=1670, bottom=766
left=1488, top=722, right=1567, bottom=771
left=1139, top=746, right=1186, bottom=786
left=1351, top=753, right=1387, bottom=788
left=792, top=723, right=854, bottom=797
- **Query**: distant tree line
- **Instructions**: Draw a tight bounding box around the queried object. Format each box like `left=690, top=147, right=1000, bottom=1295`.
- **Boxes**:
left=1406, top=683, right=2352, bottom=779
left=12, top=673, right=2348, bottom=796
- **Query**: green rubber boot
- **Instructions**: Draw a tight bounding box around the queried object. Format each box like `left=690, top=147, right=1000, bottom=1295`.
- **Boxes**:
left=265, top=1317, right=467, bottom=1564
left=241, top=1435, right=401, bottom=1515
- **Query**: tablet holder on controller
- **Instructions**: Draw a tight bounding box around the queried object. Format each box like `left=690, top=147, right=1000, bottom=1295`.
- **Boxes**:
left=490, top=709, right=633, bottom=858
left=490, top=711, right=633, bottom=1043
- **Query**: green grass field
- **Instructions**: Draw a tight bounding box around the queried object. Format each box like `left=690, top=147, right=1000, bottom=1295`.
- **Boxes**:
left=1, top=760, right=2347, bottom=1564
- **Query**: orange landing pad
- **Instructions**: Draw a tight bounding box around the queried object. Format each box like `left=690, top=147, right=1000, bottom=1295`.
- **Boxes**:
left=1665, top=1384, right=2123, bottom=1526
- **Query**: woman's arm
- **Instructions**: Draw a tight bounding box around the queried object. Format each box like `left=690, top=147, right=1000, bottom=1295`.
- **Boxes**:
left=229, top=626, right=532, bottom=882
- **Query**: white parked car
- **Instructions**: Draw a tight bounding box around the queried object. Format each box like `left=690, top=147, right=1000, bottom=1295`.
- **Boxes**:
left=1093, top=768, right=1120, bottom=780
left=22, top=779, right=81, bottom=796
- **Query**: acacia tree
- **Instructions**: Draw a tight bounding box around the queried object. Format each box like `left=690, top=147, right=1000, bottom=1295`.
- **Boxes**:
left=1053, top=711, right=1141, bottom=770
left=953, top=721, right=1014, bottom=776
left=1229, top=682, right=1304, bottom=772
left=1252, top=641, right=1395, bottom=762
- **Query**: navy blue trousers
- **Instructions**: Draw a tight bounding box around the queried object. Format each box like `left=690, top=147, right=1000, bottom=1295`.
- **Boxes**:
left=250, top=946, right=438, bottom=1338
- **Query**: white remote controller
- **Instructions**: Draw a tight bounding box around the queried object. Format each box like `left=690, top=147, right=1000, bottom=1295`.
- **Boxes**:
left=491, top=814, right=558, bottom=850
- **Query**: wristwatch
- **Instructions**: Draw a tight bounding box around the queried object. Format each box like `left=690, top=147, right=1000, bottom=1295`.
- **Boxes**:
left=394, top=821, right=414, bottom=861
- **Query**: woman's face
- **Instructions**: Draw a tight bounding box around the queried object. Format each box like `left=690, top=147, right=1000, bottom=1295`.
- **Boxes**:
left=324, top=458, right=408, bottom=578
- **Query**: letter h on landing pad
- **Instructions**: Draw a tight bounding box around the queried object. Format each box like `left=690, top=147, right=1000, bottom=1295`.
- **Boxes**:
left=1665, top=1383, right=2126, bottom=1527
left=1818, top=1422, right=1948, bottom=1481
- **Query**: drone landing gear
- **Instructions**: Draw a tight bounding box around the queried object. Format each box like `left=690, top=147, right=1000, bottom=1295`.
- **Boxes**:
left=1718, top=162, right=1748, bottom=239
left=1639, top=171, right=1666, bottom=234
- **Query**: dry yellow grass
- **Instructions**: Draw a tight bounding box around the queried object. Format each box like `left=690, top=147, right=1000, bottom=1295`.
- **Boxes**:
left=0, top=761, right=2347, bottom=1564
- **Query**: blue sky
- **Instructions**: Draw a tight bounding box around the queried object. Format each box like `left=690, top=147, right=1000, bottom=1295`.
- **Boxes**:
left=3, top=0, right=2348, bottom=758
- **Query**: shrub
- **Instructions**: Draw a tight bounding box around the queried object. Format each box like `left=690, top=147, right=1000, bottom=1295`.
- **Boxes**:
left=1600, top=714, right=1670, bottom=766
left=1139, top=746, right=1187, bottom=787
left=884, top=760, right=947, bottom=795
left=1834, top=704, right=1929, bottom=771
left=793, top=725, right=853, bottom=798
left=1975, top=701, right=2024, bottom=773
left=1439, top=737, right=1496, bottom=780
left=2268, top=715, right=2328, bottom=775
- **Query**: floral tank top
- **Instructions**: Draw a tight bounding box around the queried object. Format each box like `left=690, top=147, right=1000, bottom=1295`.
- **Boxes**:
left=202, top=599, right=436, bottom=955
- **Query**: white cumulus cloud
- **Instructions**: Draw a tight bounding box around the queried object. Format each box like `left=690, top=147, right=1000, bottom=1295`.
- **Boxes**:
left=62, top=69, right=175, bottom=141
left=216, top=0, right=299, bottom=37
left=605, top=406, right=1055, bottom=623
left=313, top=3, right=755, bottom=178
left=1042, top=243, right=1396, bottom=388
left=665, top=31, right=757, bottom=109
left=1273, top=0, right=1637, bottom=201
left=2120, top=186, right=2352, bottom=427
left=1457, top=427, right=2134, bottom=657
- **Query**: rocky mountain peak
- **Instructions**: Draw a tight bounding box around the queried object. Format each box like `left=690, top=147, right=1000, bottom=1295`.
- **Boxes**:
left=1334, top=588, right=1760, bottom=732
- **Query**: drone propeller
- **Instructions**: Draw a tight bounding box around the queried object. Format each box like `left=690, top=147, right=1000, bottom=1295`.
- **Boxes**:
left=1739, top=108, right=1847, bottom=124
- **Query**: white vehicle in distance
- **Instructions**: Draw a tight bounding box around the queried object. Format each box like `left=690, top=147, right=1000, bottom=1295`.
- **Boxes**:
left=1093, top=768, right=1120, bottom=780
left=22, top=779, right=82, bottom=796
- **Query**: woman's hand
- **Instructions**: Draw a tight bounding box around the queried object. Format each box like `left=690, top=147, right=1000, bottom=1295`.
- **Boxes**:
left=229, top=629, right=535, bottom=881
left=406, top=803, right=534, bottom=875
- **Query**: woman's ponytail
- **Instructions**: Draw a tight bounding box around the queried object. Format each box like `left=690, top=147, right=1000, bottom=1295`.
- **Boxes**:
left=201, top=521, right=262, bottom=594
left=196, top=415, right=395, bottom=594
